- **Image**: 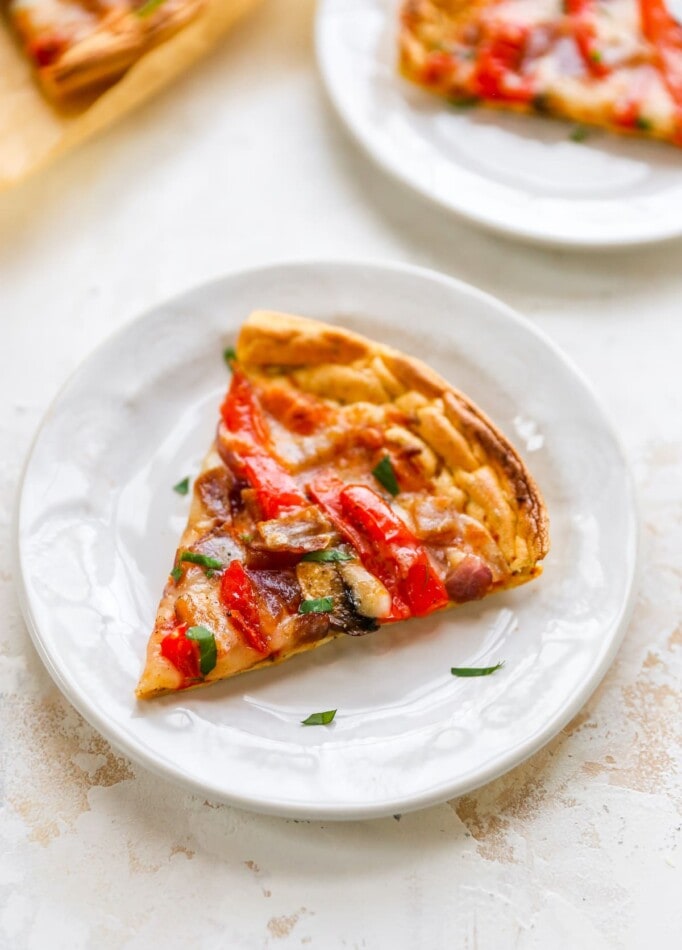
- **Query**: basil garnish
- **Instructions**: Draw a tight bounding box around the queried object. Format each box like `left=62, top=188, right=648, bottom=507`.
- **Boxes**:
left=451, top=662, right=504, bottom=678
left=372, top=455, right=399, bottom=496
left=186, top=625, right=217, bottom=676
left=299, top=597, right=334, bottom=614
left=570, top=125, right=589, bottom=143
left=301, top=710, right=336, bottom=726
left=449, top=96, right=479, bottom=108
left=136, top=0, right=167, bottom=17
left=180, top=551, right=223, bottom=571
left=173, top=477, right=190, bottom=496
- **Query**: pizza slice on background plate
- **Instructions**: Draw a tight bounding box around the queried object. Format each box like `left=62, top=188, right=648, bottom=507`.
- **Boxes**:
left=400, top=0, right=682, bottom=146
left=6, top=0, right=205, bottom=100
left=136, top=311, right=549, bottom=699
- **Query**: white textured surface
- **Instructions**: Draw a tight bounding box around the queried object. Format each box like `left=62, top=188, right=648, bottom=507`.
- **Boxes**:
left=0, top=0, right=680, bottom=945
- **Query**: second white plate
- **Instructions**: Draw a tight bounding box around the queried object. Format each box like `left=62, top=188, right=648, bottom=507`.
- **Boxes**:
left=16, top=260, right=637, bottom=818
left=316, top=0, right=682, bottom=248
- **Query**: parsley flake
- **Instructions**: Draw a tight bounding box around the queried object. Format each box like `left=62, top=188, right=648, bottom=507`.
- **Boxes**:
left=570, top=125, right=589, bottom=143
left=186, top=625, right=217, bottom=676
left=180, top=551, right=223, bottom=571
left=136, top=0, right=166, bottom=17
left=301, top=548, right=353, bottom=563
left=451, top=662, right=505, bottom=677
left=301, top=709, right=336, bottom=726
left=173, top=477, right=190, bottom=495
left=299, top=597, right=334, bottom=614
left=449, top=96, right=479, bottom=108
left=372, top=455, right=399, bottom=496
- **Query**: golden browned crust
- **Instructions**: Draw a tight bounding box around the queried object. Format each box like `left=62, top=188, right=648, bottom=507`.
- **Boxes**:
left=238, top=310, right=549, bottom=575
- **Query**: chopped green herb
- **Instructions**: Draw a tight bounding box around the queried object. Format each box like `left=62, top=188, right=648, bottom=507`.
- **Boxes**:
left=240, top=532, right=254, bottom=544
left=186, top=625, right=217, bottom=676
left=170, top=566, right=183, bottom=583
left=570, top=124, right=589, bottom=143
left=299, top=597, right=334, bottom=614
left=301, top=709, right=336, bottom=726
left=451, top=662, right=505, bottom=677
left=635, top=115, right=652, bottom=131
left=590, top=50, right=603, bottom=63
left=173, top=476, right=190, bottom=496
left=372, top=455, right=399, bottom=496
left=449, top=96, right=479, bottom=108
left=136, top=0, right=166, bottom=17
left=223, top=346, right=237, bottom=366
left=180, top=551, right=223, bottom=571
left=301, top=548, right=353, bottom=563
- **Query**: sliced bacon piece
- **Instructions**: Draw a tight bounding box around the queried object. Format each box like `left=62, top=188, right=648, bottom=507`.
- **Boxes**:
left=445, top=555, right=494, bottom=603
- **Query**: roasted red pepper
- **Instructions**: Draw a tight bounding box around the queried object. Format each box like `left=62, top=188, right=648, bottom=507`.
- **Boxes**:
left=160, top=623, right=201, bottom=681
left=639, top=0, right=682, bottom=132
left=309, top=475, right=448, bottom=620
left=220, top=561, right=268, bottom=653
left=221, top=370, right=308, bottom=519
left=28, top=35, right=66, bottom=68
left=565, top=0, right=611, bottom=77
left=473, top=25, right=535, bottom=103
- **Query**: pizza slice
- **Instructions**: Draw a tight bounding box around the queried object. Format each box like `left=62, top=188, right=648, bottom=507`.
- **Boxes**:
left=399, top=0, right=682, bottom=146
left=6, top=0, right=205, bottom=101
left=136, top=311, right=549, bottom=699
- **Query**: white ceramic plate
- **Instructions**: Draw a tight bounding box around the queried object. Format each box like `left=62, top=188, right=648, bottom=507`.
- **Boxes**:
left=16, top=261, right=637, bottom=819
left=316, top=0, right=682, bottom=248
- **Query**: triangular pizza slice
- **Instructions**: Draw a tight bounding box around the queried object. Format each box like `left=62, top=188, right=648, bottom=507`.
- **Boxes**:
left=6, top=0, right=205, bottom=101
left=400, top=0, right=682, bottom=145
left=136, top=311, right=549, bottom=699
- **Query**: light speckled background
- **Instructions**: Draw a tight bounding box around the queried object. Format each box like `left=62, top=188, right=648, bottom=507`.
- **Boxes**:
left=1, top=1, right=680, bottom=946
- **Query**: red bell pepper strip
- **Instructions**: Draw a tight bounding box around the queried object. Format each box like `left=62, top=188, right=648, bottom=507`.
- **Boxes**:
left=565, top=0, right=611, bottom=77
left=220, top=561, right=268, bottom=653
left=221, top=370, right=308, bottom=519
left=473, top=25, right=536, bottom=104
left=639, top=0, right=682, bottom=128
left=27, top=35, right=66, bottom=68
left=160, top=623, right=201, bottom=682
left=309, top=475, right=448, bottom=620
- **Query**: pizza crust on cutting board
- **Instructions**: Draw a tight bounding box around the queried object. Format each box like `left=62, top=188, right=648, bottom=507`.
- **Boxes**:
left=0, top=0, right=262, bottom=190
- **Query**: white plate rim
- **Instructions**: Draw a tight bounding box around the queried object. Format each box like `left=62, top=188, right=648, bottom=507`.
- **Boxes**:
left=14, top=258, right=640, bottom=819
left=315, top=0, right=682, bottom=250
